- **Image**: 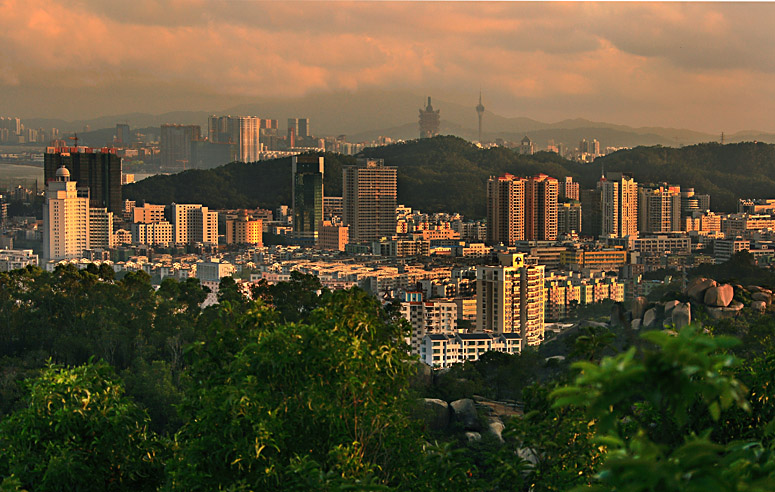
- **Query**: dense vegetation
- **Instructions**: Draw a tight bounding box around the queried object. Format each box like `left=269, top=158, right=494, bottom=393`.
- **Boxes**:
left=124, top=137, right=775, bottom=216
left=4, top=264, right=775, bottom=490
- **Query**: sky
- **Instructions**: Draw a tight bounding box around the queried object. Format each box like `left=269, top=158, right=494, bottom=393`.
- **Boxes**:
left=1, top=1, right=774, bottom=133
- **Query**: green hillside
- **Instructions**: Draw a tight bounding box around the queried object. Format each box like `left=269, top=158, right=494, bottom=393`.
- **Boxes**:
left=123, top=137, right=775, bottom=217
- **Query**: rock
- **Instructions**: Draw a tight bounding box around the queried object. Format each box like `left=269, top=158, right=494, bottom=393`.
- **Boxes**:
left=631, top=318, right=642, bottom=330
left=486, top=416, right=505, bottom=443
left=672, top=302, right=691, bottom=329
left=709, top=302, right=744, bottom=320
left=421, top=398, right=450, bottom=431
left=451, top=398, right=481, bottom=431
left=631, top=296, right=648, bottom=319
left=464, top=431, right=482, bottom=443
left=751, top=300, right=767, bottom=312
left=704, top=284, right=734, bottom=307
left=643, top=308, right=658, bottom=328
left=687, top=278, right=717, bottom=301
left=728, top=301, right=744, bottom=311
left=411, top=361, right=433, bottom=389
left=752, top=292, right=771, bottom=304
left=707, top=307, right=724, bottom=320
left=747, top=285, right=764, bottom=293
left=517, top=447, right=539, bottom=466
left=610, top=303, right=625, bottom=327
left=663, top=300, right=680, bottom=316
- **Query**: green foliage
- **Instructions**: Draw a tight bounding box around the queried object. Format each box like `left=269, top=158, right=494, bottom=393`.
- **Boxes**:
left=0, top=362, right=166, bottom=491
left=169, top=288, right=422, bottom=490
left=552, top=325, right=775, bottom=491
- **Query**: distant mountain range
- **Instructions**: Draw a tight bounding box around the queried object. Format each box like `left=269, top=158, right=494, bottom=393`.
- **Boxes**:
left=22, top=89, right=775, bottom=149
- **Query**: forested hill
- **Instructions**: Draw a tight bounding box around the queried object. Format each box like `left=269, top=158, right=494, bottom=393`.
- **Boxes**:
left=124, top=137, right=775, bottom=217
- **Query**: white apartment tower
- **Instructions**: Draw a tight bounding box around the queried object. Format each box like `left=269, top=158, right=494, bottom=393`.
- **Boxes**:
left=476, top=253, right=545, bottom=347
left=170, top=203, right=218, bottom=245
left=88, top=208, right=114, bottom=249
left=342, top=158, right=397, bottom=243
left=600, top=173, right=638, bottom=238
left=43, top=166, right=90, bottom=261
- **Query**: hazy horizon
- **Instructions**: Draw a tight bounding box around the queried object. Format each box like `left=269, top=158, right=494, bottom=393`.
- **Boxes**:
left=2, top=1, right=775, bottom=134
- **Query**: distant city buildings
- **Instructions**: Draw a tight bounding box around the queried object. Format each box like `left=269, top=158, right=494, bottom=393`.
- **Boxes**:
left=487, top=173, right=559, bottom=245
left=169, top=203, right=218, bottom=245
left=225, top=210, right=263, bottom=246
left=418, top=97, right=440, bottom=138
left=160, top=124, right=201, bottom=171
left=599, top=172, right=638, bottom=238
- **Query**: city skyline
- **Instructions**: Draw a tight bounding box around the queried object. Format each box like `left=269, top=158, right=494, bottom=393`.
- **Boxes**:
left=1, top=2, right=775, bottom=134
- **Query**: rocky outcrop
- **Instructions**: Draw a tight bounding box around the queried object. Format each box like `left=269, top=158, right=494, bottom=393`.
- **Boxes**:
left=752, top=292, right=771, bottom=305
left=451, top=398, right=481, bottom=431
left=672, top=302, right=691, bottom=329
left=687, top=278, right=717, bottom=301
left=663, top=300, right=680, bottom=317
left=631, top=296, right=648, bottom=319
left=422, top=398, right=450, bottom=431
left=704, top=284, right=734, bottom=307
left=752, top=300, right=767, bottom=312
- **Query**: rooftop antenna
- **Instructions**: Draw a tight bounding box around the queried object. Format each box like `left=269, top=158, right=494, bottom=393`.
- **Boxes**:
left=721, top=132, right=725, bottom=145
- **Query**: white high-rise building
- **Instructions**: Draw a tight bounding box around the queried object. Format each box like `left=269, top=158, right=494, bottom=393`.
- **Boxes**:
left=170, top=203, right=218, bottom=245
left=600, top=173, right=638, bottom=238
left=89, top=208, right=114, bottom=249
left=43, top=166, right=90, bottom=261
left=476, top=253, right=545, bottom=347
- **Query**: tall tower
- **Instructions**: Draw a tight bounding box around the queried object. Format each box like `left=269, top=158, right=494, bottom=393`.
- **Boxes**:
left=418, top=97, right=440, bottom=139
left=476, top=91, right=485, bottom=143
left=44, top=145, right=122, bottom=215
left=43, top=166, right=90, bottom=261
left=292, top=155, right=325, bottom=243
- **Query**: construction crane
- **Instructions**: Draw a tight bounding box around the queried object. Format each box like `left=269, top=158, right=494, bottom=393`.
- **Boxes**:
left=67, top=133, right=79, bottom=148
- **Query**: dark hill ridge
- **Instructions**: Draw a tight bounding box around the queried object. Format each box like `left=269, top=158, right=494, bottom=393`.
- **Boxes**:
left=123, top=137, right=775, bottom=217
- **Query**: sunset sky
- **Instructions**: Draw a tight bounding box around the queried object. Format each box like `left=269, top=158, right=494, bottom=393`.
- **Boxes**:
left=1, top=1, right=774, bottom=133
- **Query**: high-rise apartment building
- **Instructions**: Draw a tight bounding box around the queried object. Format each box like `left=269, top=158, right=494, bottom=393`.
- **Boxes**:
left=525, top=174, right=559, bottom=241
left=160, top=124, right=201, bottom=171
left=225, top=210, right=263, bottom=245
left=288, top=118, right=310, bottom=143
left=487, top=173, right=559, bottom=245
left=132, top=203, right=166, bottom=223
left=44, top=146, right=122, bottom=215
left=43, top=166, right=90, bottom=261
left=115, top=124, right=130, bottom=146
left=292, top=155, right=324, bottom=242
left=487, top=174, right=525, bottom=246
left=88, top=207, right=114, bottom=250
left=599, top=173, right=638, bottom=238
left=131, top=221, right=173, bottom=246
left=169, top=203, right=218, bottom=245
left=558, top=201, right=582, bottom=235
left=317, top=221, right=349, bottom=251
left=638, top=183, right=682, bottom=233
left=559, top=176, right=580, bottom=201
left=207, top=115, right=261, bottom=162
left=342, top=158, right=397, bottom=243
left=418, top=97, right=440, bottom=138
left=477, top=253, right=545, bottom=347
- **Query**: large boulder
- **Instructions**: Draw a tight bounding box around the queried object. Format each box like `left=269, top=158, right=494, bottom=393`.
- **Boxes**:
left=643, top=308, right=658, bottom=328
left=663, top=300, right=680, bottom=317
left=708, top=302, right=745, bottom=320
left=687, top=278, right=717, bottom=301
left=752, top=291, right=772, bottom=305
left=517, top=447, right=539, bottom=466
left=751, top=300, right=767, bottom=312
left=704, top=284, right=734, bottom=307
left=631, top=296, right=648, bottom=319
left=631, top=318, right=642, bottom=330
left=451, top=398, right=481, bottom=431
left=747, top=285, right=764, bottom=293
left=486, top=416, right=505, bottom=443
left=421, top=398, right=450, bottom=431
left=464, top=431, right=482, bottom=443
left=411, top=361, right=433, bottom=389
left=672, top=302, right=691, bottom=329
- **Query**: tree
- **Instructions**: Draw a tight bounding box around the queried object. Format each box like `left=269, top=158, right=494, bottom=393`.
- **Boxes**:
left=0, top=362, right=166, bottom=491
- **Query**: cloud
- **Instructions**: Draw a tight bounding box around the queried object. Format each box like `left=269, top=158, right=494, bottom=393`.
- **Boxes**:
left=0, top=1, right=774, bottom=132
